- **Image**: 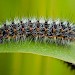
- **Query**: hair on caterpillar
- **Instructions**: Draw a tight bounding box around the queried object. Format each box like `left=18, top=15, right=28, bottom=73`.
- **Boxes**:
left=0, top=17, right=75, bottom=45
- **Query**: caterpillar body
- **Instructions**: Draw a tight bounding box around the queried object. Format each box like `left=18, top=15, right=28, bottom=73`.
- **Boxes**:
left=0, top=18, right=75, bottom=45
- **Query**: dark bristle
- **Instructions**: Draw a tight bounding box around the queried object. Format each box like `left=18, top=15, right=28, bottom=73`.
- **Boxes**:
left=20, top=21, right=23, bottom=24
left=37, top=20, right=39, bottom=23
left=12, top=22, right=14, bottom=24
left=4, top=23, right=6, bottom=26
left=29, top=20, right=31, bottom=22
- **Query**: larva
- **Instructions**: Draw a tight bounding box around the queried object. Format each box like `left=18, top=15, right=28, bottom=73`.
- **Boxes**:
left=0, top=18, right=75, bottom=45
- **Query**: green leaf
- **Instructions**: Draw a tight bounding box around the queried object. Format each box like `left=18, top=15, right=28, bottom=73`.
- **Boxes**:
left=0, top=40, right=75, bottom=64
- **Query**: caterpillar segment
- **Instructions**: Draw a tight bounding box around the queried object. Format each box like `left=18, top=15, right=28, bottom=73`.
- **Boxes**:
left=0, top=18, right=75, bottom=45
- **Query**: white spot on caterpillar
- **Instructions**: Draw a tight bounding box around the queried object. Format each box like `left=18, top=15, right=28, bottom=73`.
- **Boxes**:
left=48, top=19, right=53, bottom=24
left=14, top=18, right=20, bottom=24
left=63, top=21, right=68, bottom=26
left=55, top=19, right=60, bottom=25
left=22, top=18, right=28, bottom=23
left=6, top=20, right=11, bottom=25
left=48, top=19, right=53, bottom=28
left=31, top=18, right=37, bottom=23
left=39, top=18, right=45, bottom=23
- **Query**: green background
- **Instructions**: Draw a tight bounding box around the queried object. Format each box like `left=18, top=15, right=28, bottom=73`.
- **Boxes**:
left=0, top=0, right=75, bottom=75
left=0, top=53, right=75, bottom=75
left=0, top=0, right=75, bottom=22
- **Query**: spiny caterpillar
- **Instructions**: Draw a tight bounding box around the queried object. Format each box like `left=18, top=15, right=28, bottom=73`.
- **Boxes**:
left=0, top=18, right=75, bottom=45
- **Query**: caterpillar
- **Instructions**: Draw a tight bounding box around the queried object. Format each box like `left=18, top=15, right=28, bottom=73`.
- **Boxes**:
left=0, top=18, right=75, bottom=45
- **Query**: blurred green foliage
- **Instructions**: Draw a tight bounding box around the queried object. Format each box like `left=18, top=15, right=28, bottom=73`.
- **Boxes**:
left=0, top=0, right=75, bottom=22
left=0, top=53, right=75, bottom=75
